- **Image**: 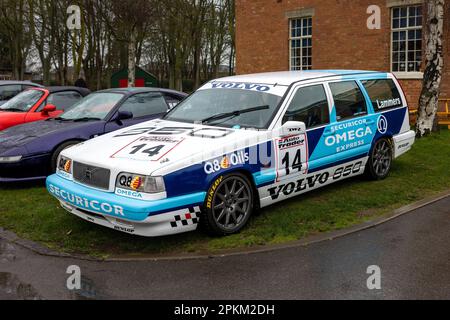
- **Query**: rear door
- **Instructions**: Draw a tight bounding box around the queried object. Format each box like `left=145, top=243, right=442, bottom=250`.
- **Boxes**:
left=323, top=80, right=377, bottom=165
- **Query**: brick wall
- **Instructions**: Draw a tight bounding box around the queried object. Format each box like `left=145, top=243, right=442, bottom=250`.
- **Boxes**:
left=440, top=1, right=450, bottom=101
left=236, top=0, right=450, bottom=111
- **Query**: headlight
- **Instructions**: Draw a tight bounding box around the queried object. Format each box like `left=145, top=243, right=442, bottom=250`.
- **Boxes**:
left=57, top=156, right=72, bottom=174
left=0, top=156, right=22, bottom=163
left=116, top=173, right=165, bottom=194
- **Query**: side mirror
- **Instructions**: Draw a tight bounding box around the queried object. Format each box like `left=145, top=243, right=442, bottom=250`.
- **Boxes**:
left=113, top=111, right=133, bottom=125
left=117, top=110, right=133, bottom=121
left=281, top=121, right=306, bottom=137
left=41, top=104, right=57, bottom=116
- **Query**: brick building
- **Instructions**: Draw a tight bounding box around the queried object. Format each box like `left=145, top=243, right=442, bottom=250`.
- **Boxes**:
left=235, top=0, right=450, bottom=110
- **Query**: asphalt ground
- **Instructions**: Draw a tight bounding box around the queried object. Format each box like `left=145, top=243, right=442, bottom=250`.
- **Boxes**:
left=0, top=195, right=449, bottom=300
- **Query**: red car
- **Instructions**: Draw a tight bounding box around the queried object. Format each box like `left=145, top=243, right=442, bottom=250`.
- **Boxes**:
left=0, top=86, right=90, bottom=131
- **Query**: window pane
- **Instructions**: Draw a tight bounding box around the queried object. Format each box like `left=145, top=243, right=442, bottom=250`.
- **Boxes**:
left=391, top=6, right=423, bottom=73
left=46, top=91, right=83, bottom=111
left=119, top=92, right=168, bottom=118
left=393, top=19, right=400, bottom=29
left=329, top=81, right=367, bottom=121
left=290, top=17, right=312, bottom=71
left=283, top=85, right=329, bottom=128
left=400, top=18, right=407, bottom=28
left=0, top=85, right=22, bottom=101
left=393, top=8, right=400, bottom=18
left=362, top=79, right=403, bottom=112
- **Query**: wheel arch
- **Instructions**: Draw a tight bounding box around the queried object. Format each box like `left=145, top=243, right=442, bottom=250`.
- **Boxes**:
left=371, top=134, right=394, bottom=153
left=206, top=169, right=261, bottom=212
left=48, top=139, right=85, bottom=172
left=50, top=138, right=85, bottom=156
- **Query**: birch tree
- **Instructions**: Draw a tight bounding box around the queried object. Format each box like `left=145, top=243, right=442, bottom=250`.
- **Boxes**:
left=416, top=0, right=445, bottom=137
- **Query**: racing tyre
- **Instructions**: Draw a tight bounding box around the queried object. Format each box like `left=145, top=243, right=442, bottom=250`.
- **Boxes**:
left=201, top=173, right=254, bottom=236
left=50, top=141, right=81, bottom=173
left=365, top=138, right=393, bottom=180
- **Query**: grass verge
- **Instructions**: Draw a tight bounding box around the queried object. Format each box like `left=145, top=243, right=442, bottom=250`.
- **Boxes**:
left=0, top=129, right=449, bottom=258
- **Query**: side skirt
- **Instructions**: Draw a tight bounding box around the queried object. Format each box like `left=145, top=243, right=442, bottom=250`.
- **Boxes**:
left=258, top=157, right=369, bottom=208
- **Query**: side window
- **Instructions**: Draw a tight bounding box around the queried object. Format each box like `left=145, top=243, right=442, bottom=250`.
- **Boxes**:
left=283, top=84, right=330, bottom=129
left=329, top=81, right=367, bottom=121
left=44, top=91, right=83, bottom=111
left=164, top=94, right=182, bottom=109
left=22, top=85, right=37, bottom=91
left=0, top=85, right=22, bottom=101
left=361, top=79, right=403, bottom=112
left=119, top=92, right=168, bottom=118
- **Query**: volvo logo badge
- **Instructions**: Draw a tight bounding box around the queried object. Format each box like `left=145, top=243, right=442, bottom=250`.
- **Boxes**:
left=85, top=169, right=93, bottom=180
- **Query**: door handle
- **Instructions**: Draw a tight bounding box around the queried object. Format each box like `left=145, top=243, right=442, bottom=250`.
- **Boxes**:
left=366, top=120, right=375, bottom=125
left=323, top=129, right=335, bottom=136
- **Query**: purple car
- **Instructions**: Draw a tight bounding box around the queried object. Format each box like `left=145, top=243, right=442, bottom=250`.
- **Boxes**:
left=0, top=87, right=187, bottom=182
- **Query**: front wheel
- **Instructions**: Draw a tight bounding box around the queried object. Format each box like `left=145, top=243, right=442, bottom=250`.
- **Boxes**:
left=201, top=173, right=254, bottom=236
left=365, top=138, right=393, bottom=180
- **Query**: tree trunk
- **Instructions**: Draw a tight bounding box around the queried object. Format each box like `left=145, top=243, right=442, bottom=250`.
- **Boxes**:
left=128, top=30, right=137, bottom=88
left=416, top=0, right=445, bottom=138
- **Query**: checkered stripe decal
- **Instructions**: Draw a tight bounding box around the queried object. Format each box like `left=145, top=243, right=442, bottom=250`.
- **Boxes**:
left=170, top=208, right=201, bottom=228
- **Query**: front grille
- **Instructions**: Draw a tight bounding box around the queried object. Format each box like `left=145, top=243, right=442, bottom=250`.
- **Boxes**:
left=73, top=162, right=110, bottom=190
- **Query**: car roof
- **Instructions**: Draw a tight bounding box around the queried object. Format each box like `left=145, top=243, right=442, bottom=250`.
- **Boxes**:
left=44, top=86, right=91, bottom=96
left=217, top=70, right=384, bottom=86
left=96, top=87, right=187, bottom=97
left=0, top=80, right=43, bottom=87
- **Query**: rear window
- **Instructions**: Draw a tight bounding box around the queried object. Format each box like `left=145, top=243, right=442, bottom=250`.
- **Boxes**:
left=361, top=79, right=403, bottom=112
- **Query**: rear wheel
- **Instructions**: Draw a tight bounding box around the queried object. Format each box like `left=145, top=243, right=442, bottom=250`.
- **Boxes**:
left=50, top=141, right=81, bottom=173
left=201, top=173, right=254, bottom=236
left=365, top=138, right=393, bottom=180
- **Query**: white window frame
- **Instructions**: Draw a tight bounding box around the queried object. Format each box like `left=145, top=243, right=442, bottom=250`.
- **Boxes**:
left=390, top=4, right=424, bottom=79
left=289, top=17, right=312, bottom=71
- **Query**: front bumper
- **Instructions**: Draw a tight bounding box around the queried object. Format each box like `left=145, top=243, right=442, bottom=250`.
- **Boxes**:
left=0, top=153, right=50, bottom=182
left=46, top=174, right=206, bottom=237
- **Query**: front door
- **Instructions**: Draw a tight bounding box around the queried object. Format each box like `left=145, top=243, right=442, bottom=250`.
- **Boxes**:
left=104, top=92, right=170, bottom=133
left=276, top=83, right=331, bottom=183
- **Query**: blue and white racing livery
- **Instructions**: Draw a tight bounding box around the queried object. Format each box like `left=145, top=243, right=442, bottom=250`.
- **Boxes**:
left=46, top=70, right=415, bottom=237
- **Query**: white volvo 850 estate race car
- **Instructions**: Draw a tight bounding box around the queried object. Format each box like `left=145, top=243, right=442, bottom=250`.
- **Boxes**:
left=47, top=70, right=415, bottom=237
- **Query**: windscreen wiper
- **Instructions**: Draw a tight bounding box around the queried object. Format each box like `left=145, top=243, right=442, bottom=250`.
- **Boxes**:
left=201, top=105, right=269, bottom=124
left=73, top=117, right=102, bottom=122
left=53, top=117, right=74, bottom=122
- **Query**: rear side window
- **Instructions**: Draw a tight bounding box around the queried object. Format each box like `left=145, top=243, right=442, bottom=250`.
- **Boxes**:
left=45, top=91, right=83, bottom=111
left=283, top=84, right=330, bottom=129
left=329, top=81, right=367, bottom=121
left=361, top=79, right=403, bottom=112
left=119, top=92, right=168, bottom=118
left=0, top=85, right=22, bottom=101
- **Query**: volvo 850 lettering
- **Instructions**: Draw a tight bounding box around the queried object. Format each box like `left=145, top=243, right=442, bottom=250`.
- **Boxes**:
left=46, top=70, right=415, bottom=237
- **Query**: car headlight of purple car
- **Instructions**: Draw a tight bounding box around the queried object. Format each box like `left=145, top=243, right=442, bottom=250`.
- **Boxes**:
left=0, top=156, right=22, bottom=163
